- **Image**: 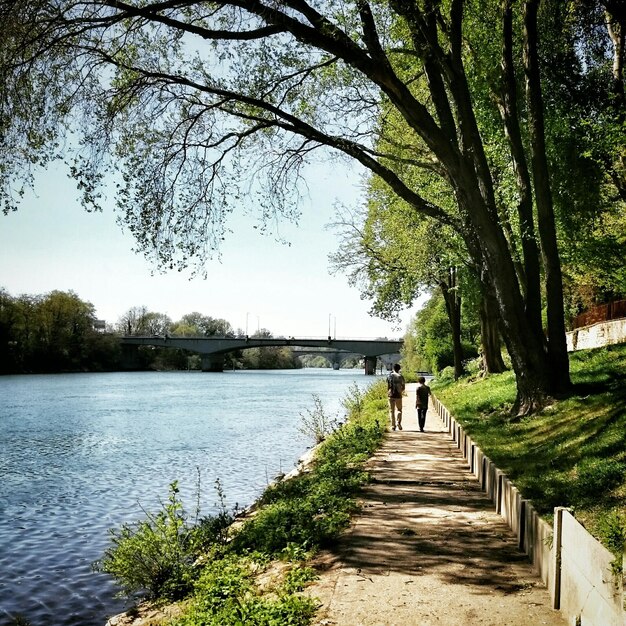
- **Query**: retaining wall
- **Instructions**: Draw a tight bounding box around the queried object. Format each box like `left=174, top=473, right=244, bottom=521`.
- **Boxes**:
left=567, top=318, right=626, bottom=351
left=432, top=397, right=625, bottom=626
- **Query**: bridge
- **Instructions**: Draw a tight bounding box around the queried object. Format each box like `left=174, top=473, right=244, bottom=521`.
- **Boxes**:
left=120, top=335, right=403, bottom=374
left=291, top=348, right=401, bottom=372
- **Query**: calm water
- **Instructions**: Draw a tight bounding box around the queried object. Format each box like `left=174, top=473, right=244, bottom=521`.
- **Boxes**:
left=0, top=369, right=376, bottom=626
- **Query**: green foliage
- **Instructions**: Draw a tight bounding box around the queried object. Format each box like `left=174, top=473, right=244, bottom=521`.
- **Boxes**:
left=94, top=482, right=196, bottom=601
left=437, top=366, right=456, bottom=384
left=282, top=564, right=318, bottom=594
left=433, top=344, right=626, bottom=559
left=404, top=293, right=478, bottom=375
left=0, top=288, right=113, bottom=374
left=175, top=554, right=317, bottom=626
left=189, top=479, right=238, bottom=554
left=341, top=382, right=364, bottom=418
left=95, top=480, right=236, bottom=601
left=298, top=394, right=339, bottom=444
left=596, top=509, right=626, bottom=576
left=98, top=380, right=388, bottom=623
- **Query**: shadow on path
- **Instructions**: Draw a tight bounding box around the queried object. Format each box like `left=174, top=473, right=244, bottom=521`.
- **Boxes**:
left=307, top=384, right=567, bottom=626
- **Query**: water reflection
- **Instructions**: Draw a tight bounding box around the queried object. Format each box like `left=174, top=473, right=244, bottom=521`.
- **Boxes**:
left=0, top=369, right=375, bottom=625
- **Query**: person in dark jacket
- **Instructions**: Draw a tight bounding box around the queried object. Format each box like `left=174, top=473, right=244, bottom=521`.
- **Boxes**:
left=415, top=376, right=432, bottom=432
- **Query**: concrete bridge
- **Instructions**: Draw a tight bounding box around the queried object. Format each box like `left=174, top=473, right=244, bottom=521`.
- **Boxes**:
left=120, top=335, right=403, bottom=374
left=291, top=348, right=402, bottom=372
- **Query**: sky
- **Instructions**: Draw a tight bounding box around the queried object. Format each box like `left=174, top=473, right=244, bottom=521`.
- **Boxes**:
left=0, top=157, right=421, bottom=340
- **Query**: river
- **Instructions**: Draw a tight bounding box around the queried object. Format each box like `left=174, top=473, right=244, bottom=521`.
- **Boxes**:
left=0, top=368, right=379, bottom=626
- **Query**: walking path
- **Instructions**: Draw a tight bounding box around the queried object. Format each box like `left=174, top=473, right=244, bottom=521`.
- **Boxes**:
left=306, top=383, right=567, bottom=626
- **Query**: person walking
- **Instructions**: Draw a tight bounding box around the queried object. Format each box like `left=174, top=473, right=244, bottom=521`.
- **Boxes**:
left=387, top=363, right=406, bottom=430
left=415, top=376, right=432, bottom=432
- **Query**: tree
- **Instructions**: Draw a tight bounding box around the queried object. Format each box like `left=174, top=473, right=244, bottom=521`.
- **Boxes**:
left=117, top=306, right=150, bottom=336
left=329, top=181, right=506, bottom=378
left=241, top=328, right=301, bottom=369
left=2, top=0, right=621, bottom=411
left=178, top=313, right=234, bottom=337
left=403, top=291, right=478, bottom=376
left=0, top=288, right=116, bottom=372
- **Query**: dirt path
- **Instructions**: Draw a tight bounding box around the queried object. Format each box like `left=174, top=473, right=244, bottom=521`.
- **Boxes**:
left=306, top=383, right=567, bottom=626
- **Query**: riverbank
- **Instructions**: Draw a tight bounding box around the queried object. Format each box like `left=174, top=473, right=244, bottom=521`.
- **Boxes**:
left=2, top=369, right=367, bottom=626
left=100, top=378, right=388, bottom=625
left=102, top=380, right=570, bottom=626
left=305, top=385, right=566, bottom=625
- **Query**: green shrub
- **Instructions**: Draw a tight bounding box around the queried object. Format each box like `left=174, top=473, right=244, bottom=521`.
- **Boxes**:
left=95, top=480, right=236, bottom=601
left=341, top=382, right=364, bottom=418
left=94, top=482, right=196, bottom=600
left=298, top=394, right=339, bottom=444
left=174, top=554, right=317, bottom=626
left=437, top=366, right=456, bottom=383
left=596, top=508, right=626, bottom=574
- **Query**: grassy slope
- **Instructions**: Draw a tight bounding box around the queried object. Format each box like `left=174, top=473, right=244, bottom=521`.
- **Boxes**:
left=432, top=344, right=626, bottom=559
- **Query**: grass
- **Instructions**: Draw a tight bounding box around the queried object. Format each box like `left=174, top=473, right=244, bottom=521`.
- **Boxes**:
left=97, top=380, right=389, bottom=625
left=432, top=343, right=626, bottom=563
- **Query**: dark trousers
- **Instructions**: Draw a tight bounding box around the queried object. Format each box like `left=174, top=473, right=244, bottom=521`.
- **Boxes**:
left=417, top=407, right=427, bottom=431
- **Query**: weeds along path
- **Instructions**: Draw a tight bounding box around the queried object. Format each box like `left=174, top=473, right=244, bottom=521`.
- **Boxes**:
left=306, top=383, right=567, bottom=626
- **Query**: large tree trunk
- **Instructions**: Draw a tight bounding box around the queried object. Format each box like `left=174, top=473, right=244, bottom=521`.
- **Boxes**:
left=499, top=0, right=544, bottom=344
left=523, top=0, right=571, bottom=393
left=439, top=267, right=464, bottom=380
left=605, top=4, right=626, bottom=201
left=479, top=284, right=506, bottom=375
left=454, top=163, right=551, bottom=413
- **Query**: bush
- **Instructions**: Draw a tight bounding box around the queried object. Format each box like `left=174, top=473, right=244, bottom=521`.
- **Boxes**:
left=95, top=480, right=236, bottom=601
left=175, top=554, right=317, bottom=626
left=98, top=379, right=389, bottom=620
left=341, top=382, right=364, bottom=418
left=596, top=508, right=626, bottom=575
left=94, top=482, right=196, bottom=600
left=298, top=394, right=339, bottom=443
left=437, top=366, right=456, bottom=383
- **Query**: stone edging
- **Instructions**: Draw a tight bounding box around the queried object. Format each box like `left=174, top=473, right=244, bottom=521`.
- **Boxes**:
left=432, top=396, right=626, bottom=626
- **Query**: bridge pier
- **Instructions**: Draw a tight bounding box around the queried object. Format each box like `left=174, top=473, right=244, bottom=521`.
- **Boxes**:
left=201, top=353, right=225, bottom=372
left=364, top=356, right=377, bottom=375
left=120, top=344, right=142, bottom=370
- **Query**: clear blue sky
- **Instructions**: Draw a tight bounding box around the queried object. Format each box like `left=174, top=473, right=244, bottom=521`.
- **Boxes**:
left=0, top=158, right=420, bottom=338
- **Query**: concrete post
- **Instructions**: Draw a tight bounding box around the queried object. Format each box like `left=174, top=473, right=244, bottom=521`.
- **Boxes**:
left=120, top=344, right=142, bottom=370
left=364, top=355, right=377, bottom=375
left=552, top=506, right=565, bottom=610
left=201, top=353, right=225, bottom=372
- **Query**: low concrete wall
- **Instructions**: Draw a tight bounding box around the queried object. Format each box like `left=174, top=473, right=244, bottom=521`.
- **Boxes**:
left=556, top=508, right=625, bottom=626
left=432, top=397, right=626, bottom=626
left=567, top=318, right=626, bottom=351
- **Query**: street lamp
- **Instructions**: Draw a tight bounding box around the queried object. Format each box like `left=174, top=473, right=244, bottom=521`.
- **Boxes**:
left=246, top=312, right=249, bottom=336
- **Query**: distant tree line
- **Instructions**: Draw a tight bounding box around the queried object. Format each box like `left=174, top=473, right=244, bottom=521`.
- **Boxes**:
left=0, top=288, right=342, bottom=374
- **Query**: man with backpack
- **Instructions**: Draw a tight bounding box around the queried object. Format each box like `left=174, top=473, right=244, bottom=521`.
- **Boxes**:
left=387, top=363, right=406, bottom=431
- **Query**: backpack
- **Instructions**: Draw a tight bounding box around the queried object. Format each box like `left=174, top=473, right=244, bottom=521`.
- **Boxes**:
left=387, top=372, right=401, bottom=398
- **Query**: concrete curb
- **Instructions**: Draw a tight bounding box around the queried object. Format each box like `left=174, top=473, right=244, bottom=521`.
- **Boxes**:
left=432, top=396, right=626, bottom=626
